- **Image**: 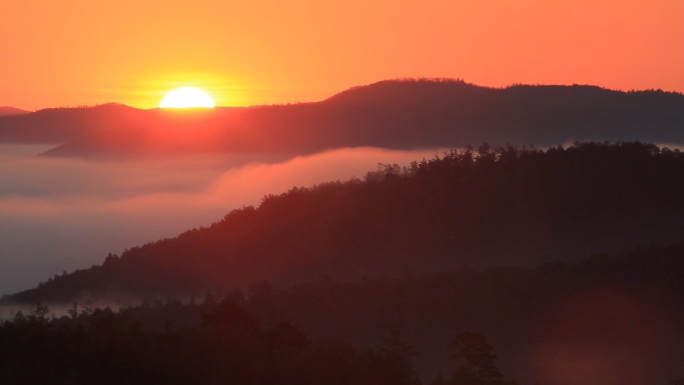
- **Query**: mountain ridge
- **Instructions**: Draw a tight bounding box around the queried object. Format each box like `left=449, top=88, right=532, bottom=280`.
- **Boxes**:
left=0, top=106, right=31, bottom=116
left=1, top=79, right=682, bottom=158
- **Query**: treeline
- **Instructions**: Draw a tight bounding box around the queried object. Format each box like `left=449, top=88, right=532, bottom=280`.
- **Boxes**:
left=3, top=240, right=684, bottom=384
left=9, top=141, right=684, bottom=303
left=221, top=241, right=684, bottom=384
left=0, top=297, right=517, bottom=385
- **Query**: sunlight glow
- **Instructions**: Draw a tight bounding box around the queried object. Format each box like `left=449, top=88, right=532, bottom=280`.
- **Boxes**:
left=159, top=87, right=216, bottom=108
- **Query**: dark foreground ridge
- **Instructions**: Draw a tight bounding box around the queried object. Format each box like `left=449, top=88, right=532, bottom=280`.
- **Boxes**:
left=2, top=241, right=683, bottom=384
left=0, top=295, right=523, bottom=385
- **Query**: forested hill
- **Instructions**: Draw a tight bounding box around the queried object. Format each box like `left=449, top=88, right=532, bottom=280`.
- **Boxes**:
left=0, top=106, right=30, bottom=117
left=3, top=243, right=684, bottom=384
left=0, top=103, right=144, bottom=144
left=1, top=79, right=683, bottom=158
left=8, top=141, right=684, bottom=303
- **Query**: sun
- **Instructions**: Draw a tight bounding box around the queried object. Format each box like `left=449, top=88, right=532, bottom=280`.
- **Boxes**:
left=159, top=87, right=216, bottom=108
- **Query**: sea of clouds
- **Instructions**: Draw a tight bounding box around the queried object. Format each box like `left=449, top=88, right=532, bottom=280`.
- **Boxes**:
left=0, top=145, right=446, bottom=296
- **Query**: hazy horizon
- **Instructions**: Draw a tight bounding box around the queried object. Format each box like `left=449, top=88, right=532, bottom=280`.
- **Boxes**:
left=4, top=79, right=684, bottom=113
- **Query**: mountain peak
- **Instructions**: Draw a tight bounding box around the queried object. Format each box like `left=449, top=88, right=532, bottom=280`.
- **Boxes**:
left=323, top=78, right=485, bottom=104
left=0, top=106, right=31, bottom=116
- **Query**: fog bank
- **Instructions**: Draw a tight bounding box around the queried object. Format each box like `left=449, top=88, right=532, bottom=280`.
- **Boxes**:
left=0, top=146, right=445, bottom=295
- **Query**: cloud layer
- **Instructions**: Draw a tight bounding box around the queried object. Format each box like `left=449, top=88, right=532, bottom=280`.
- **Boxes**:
left=0, top=145, right=444, bottom=295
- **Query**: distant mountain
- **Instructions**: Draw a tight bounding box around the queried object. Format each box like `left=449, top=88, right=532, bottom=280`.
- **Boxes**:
left=1, top=79, right=683, bottom=157
left=0, top=103, right=146, bottom=144
left=0, top=106, right=31, bottom=116
left=8, top=142, right=684, bottom=303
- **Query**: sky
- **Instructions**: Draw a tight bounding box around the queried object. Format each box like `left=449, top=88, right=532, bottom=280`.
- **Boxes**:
left=1, top=0, right=683, bottom=110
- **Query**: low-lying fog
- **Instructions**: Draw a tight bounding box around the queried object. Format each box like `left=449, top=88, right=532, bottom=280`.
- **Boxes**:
left=0, top=145, right=445, bottom=296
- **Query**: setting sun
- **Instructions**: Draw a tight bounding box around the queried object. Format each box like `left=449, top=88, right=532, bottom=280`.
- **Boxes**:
left=159, top=87, right=216, bottom=108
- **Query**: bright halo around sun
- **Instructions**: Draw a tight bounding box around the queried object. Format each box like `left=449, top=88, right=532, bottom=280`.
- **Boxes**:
left=159, top=87, right=216, bottom=108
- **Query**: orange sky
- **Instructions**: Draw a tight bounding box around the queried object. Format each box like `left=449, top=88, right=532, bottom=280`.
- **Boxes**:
left=2, top=0, right=682, bottom=110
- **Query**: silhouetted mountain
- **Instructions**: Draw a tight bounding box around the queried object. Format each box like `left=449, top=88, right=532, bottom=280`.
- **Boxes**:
left=322, top=80, right=684, bottom=146
left=3, top=239, right=683, bottom=385
left=2, top=79, right=683, bottom=157
left=8, top=142, right=684, bottom=304
left=38, top=107, right=259, bottom=159
left=0, top=103, right=146, bottom=144
left=0, top=106, right=30, bottom=116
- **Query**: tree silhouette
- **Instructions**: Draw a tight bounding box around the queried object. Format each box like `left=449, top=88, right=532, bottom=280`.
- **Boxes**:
left=449, top=332, right=516, bottom=385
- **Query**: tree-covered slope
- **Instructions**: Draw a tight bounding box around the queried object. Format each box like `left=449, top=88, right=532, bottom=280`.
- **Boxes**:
left=4, top=240, right=684, bottom=385
left=8, top=141, right=684, bottom=303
